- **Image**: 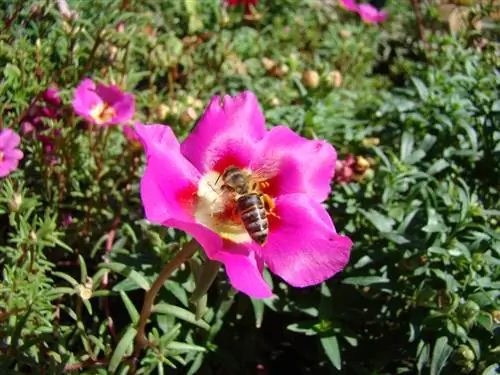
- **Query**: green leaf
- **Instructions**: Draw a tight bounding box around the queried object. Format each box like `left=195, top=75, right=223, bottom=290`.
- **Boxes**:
left=166, top=341, right=206, bottom=353
left=251, top=299, right=265, bottom=328
left=78, top=254, right=88, bottom=283
left=482, top=364, right=500, bottom=375
left=320, top=335, right=341, bottom=370
left=412, top=77, right=429, bottom=101
left=430, top=336, right=453, bottom=375
left=342, top=276, right=389, bottom=286
left=108, top=326, right=137, bottom=373
left=359, top=209, right=395, bottom=232
left=119, top=291, right=139, bottom=325
left=104, top=262, right=150, bottom=291
left=153, top=303, right=210, bottom=330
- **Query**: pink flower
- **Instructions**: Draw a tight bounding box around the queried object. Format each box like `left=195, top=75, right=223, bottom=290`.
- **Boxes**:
left=339, top=0, right=358, bottom=12
left=358, top=3, right=387, bottom=23
left=123, top=124, right=143, bottom=150
left=72, top=78, right=135, bottom=126
left=0, top=129, right=24, bottom=178
left=339, top=0, right=387, bottom=24
left=335, top=154, right=355, bottom=183
left=225, top=0, right=258, bottom=14
left=137, top=92, right=352, bottom=299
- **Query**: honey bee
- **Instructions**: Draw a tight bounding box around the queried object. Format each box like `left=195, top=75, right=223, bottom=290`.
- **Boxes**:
left=218, top=166, right=276, bottom=246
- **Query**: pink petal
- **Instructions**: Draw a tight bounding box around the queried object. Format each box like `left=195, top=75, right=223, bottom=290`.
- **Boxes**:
left=161, top=219, right=272, bottom=298
left=0, top=158, right=20, bottom=177
left=181, top=91, right=267, bottom=173
left=136, top=123, right=201, bottom=224
left=6, top=149, right=24, bottom=161
left=251, top=126, right=336, bottom=202
left=339, top=0, right=358, bottom=12
left=72, top=78, right=102, bottom=119
left=213, top=244, right=273, bottom=299
left=256, top=194, right=352, bottom=287
left=0, top=129, right=21, bottom=150
left=110, top=92, right=135, bottom=124
left=358, top=4, right=387, bottom=23
left=95, top=83, right=126, bottom=104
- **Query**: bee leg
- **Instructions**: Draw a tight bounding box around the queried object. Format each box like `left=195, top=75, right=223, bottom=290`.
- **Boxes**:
left=261, top=194, right=280, bottom=219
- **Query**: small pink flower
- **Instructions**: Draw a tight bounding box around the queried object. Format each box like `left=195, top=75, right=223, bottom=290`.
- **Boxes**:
left=0, top=129, right=24, bottom=178
left=358, top=3, right=387, bottom=23
left=339, top=0, right=387, bottom=24
left=72, top=78, right=135, bottom=126
left=335, top=154, right=356, bottom=183
left=123, top=124, right=143, bottom=150
left=137, top=91, right=352, bottom=299
left=339, top=0, right=358, bottom=12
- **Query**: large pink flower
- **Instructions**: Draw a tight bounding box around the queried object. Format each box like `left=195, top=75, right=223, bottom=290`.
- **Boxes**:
left=339, top=0, right=358, bottom=12
left=72, top=78, right=135, bottom=126
left=0, top=129, right=24, bottom=178
left=137, top=92, right=352, bottom=299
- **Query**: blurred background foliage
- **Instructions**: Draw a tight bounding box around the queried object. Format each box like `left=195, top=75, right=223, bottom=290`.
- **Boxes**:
left=0, top=0, right=499, bottom=374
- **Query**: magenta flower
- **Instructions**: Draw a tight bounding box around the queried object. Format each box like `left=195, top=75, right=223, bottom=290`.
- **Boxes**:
left=137, top=92, right=352, bottom=299
left=123, top=124, right=143, bottom=150
left=358, top=3, right=387, bottom=23
left=72, top=78, right=135, bottom=126
left=339, top=0, right=387, bottom=24
left=339, top=0, right=358, bottom=12
left=0, top=129, right=24, bottom=178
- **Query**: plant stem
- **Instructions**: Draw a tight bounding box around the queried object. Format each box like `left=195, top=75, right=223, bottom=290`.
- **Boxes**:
left=132, top=239, right=199, bottom=357
left=410, top=0, right=427, bottom=44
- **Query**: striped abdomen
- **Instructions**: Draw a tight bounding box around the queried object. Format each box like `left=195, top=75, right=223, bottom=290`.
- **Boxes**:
left=236, top=193, right=268, bottom=245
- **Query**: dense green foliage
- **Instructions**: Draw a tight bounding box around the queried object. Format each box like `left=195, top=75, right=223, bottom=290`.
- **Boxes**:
left=0, top=1, right=498, bottom=374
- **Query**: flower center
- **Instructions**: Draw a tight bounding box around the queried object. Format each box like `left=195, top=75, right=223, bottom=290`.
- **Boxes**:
left=0, top=151, right=4, bottom=163
left=194, top=170, right=275, bottom=244
left=89, top=102, right=116, bottom=124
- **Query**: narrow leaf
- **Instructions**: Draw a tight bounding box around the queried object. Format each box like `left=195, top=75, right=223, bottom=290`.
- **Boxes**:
left=320, top=335, right=341, bottom=370
left=108, top=327, right=137, bottom=373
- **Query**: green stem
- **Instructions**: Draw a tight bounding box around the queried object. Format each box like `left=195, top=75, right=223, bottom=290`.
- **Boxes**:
left=133, top=239, right=199, bottom=357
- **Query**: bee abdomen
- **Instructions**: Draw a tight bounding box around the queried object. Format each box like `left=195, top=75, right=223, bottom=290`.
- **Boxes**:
left=237, top=194, right=269, bottom=245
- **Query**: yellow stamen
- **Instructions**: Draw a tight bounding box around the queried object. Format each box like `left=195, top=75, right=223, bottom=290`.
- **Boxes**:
left=195, top=171, right=251, bottom=243
left=89, top=102, right=116, bottom=124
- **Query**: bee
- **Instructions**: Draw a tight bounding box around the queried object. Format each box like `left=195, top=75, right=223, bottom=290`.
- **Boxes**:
left=218, top=166, right=276, bottom=246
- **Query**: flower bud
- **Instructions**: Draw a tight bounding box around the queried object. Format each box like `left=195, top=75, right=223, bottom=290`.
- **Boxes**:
left=8, top=193, right=22, bottom=212
left=362, top=137, right=380, bottom=147
left=180, top=107, right=198, bottom=127
left=76, top=277, right=93, bottom=301
left=451, top=345, right=475, bottom=365
left=457, top=300, right=480, bottom=324
left=340, top=28, right=352, bottom=39
left=270, top=64, right=289, bottom=78
left=270, top=97, right=280, bottom=107
left=326, top=70, right=343, bottom=88
left=155, top=104, right=170, bottom=120
left=261, top=57, right=276, bottom=71
left=492, top=310, right=500, bottom=324
left=302, top=70, right=320, bottom=89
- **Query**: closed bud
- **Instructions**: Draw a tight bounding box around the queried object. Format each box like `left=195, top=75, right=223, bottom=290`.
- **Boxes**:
left=492, top=310, right=500, bottom=324
left=270, top=97, right=280, bottom=107
left=155, top=104, right=170, bottom=120
left=327, top=70, right=343, bottom=88
left=180, top=107, right=198, bottom=127
left=302, top=70, right=320, bottom=89
left=8, top=193, right=22, bottom=212
left=451, top=345, right=475, bottom=366
left=457, top=300, right=480, bottom=324
left=261, top=57, right=276, bottom=71
left=362, top=137, right=380, bottom=147
left=339, top=28, right=352, bottom=39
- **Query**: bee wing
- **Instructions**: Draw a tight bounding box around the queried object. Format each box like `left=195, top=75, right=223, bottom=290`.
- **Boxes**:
left=250, top=159, right=281, bottom=182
